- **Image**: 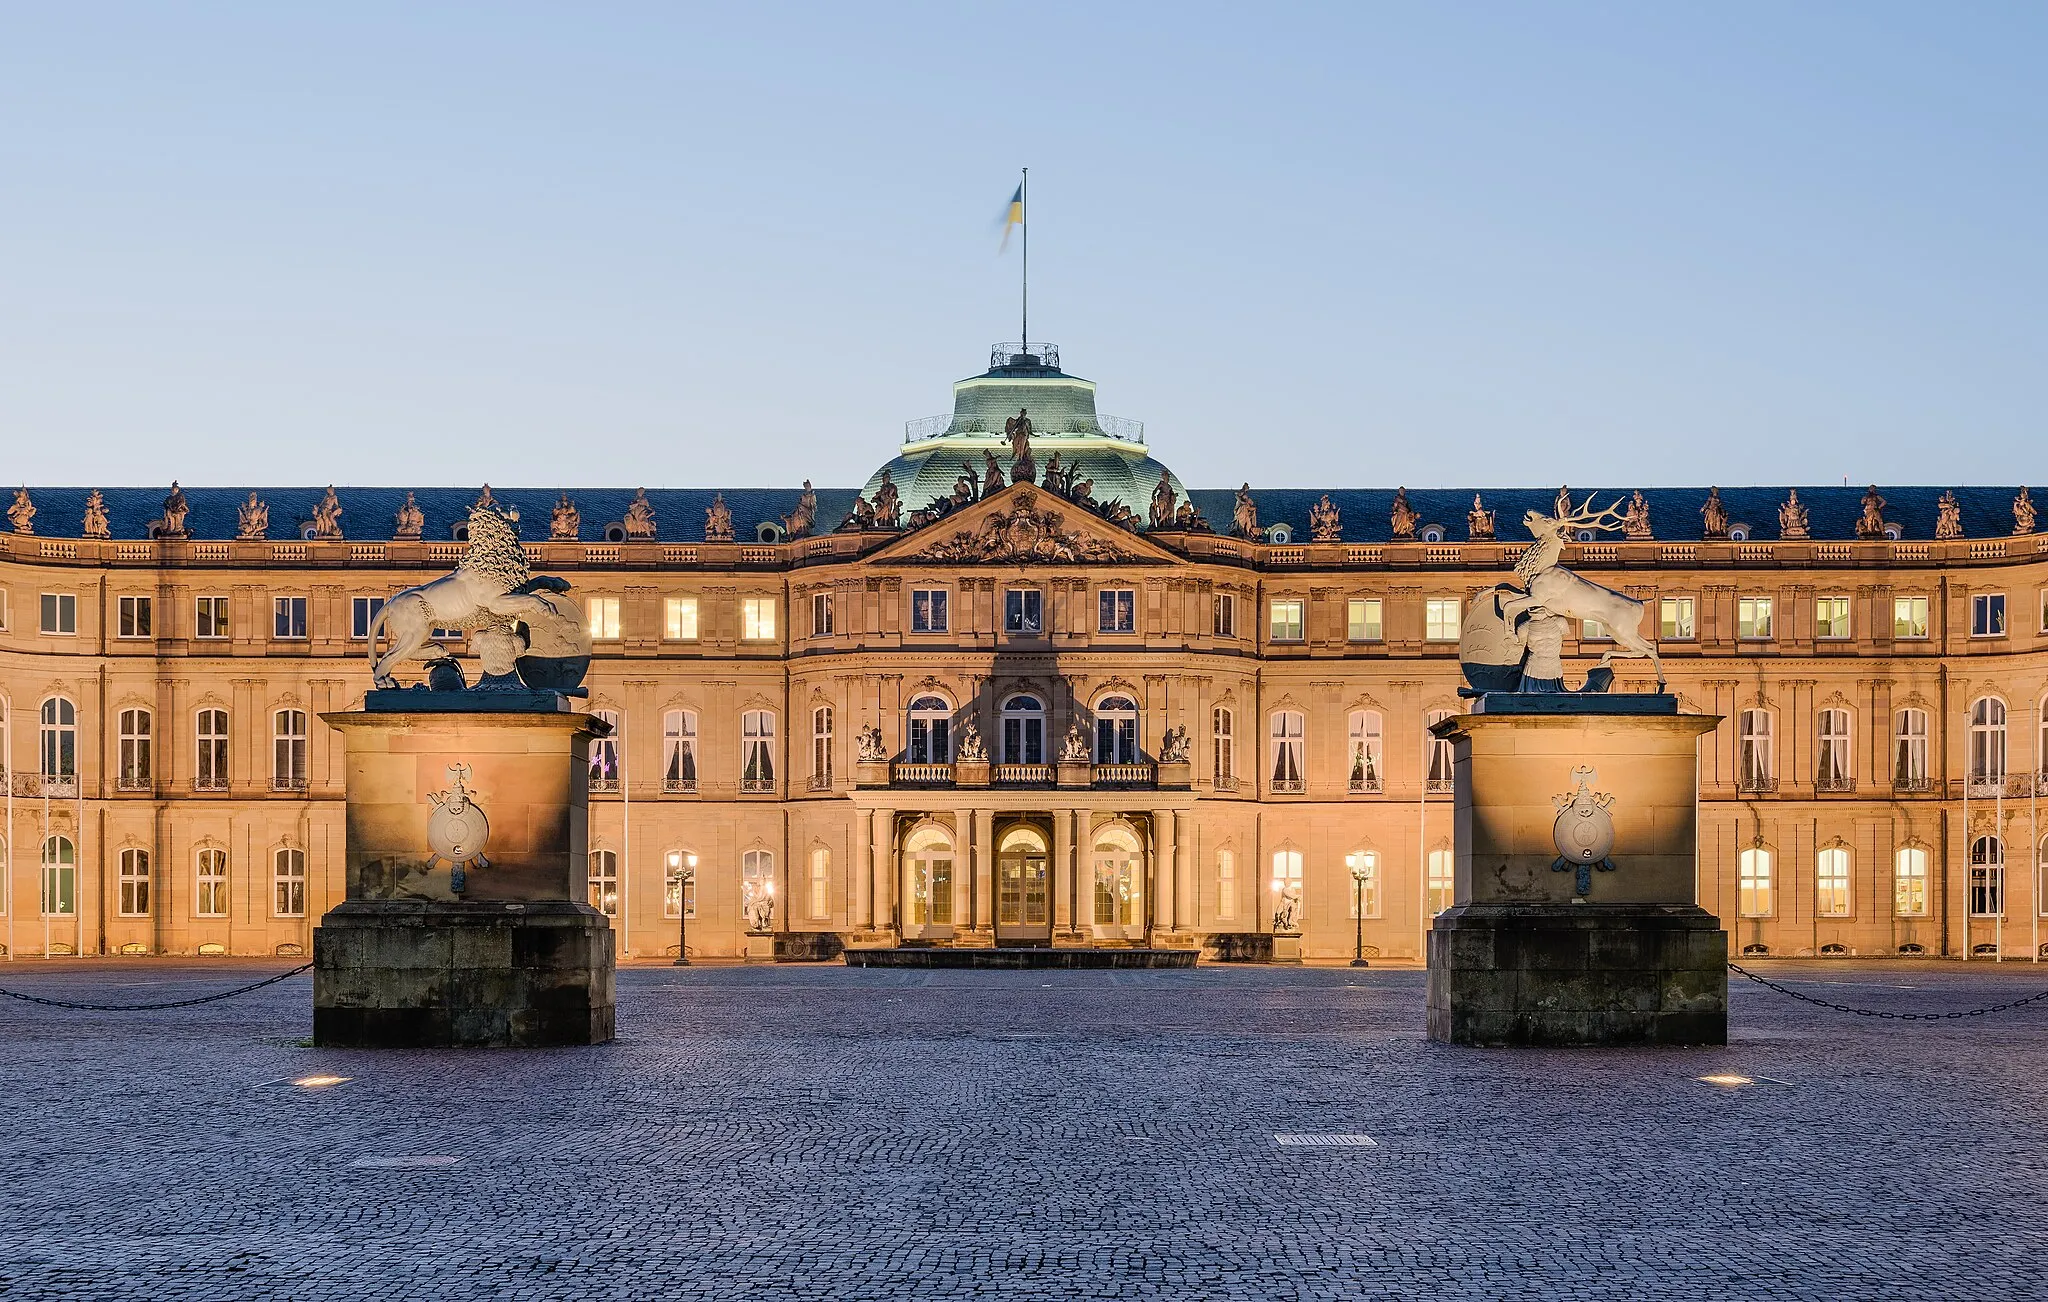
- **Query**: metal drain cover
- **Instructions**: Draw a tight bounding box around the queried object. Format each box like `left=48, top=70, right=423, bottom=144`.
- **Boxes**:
left=1274, top=1133, right=1377, bottom=1147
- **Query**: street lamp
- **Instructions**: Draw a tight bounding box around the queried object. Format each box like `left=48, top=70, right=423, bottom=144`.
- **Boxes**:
left=1349, top=860, right=1372, bottom=967
left=669, top=850, right=698, bottom=966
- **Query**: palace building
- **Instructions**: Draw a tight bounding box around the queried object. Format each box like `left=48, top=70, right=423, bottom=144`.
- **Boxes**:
left=2, top=342, right=2045, bottom=962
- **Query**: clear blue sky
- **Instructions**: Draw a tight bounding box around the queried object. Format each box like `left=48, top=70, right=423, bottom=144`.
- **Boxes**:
left=3, top=3, right=2042, bottom=490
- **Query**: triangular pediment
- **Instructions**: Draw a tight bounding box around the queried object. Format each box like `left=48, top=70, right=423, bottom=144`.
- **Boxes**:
left=867, top=483, right=1180, bottom=565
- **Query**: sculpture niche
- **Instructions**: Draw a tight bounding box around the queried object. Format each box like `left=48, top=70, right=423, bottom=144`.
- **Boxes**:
left=1458, top=494, right=1663, bottom=695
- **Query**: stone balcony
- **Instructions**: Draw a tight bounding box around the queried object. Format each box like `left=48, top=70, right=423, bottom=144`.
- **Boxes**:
left=861, top=758, right=1186, bottom=792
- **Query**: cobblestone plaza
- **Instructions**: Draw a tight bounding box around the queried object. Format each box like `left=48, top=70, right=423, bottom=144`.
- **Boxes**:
left=3, top=960, right=2045, bottom=1299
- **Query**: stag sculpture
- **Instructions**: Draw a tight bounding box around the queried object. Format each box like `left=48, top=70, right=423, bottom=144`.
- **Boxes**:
left=1478, top=493, right=1664, bottom=692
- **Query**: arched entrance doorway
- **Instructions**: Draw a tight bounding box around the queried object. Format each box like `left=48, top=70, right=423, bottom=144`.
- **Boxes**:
left=1091, top=821, right=1144, bottom=940
left=995, top=823, right=1051, bottom=946
left=903, top=822, right=956, bottom=940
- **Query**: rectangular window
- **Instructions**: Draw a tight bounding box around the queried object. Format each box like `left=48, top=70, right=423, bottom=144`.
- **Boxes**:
left=1738, top=848, right=1772, bottom=917
left=117, top=595, right=152, bottom=639
left=272, top=596, right=307, bottom=640
left=39, top=593, right=77, bottom=635
left=1269, top=599, right=1305, bottom=642
left=1815, top=846, right=1852, bottom=917
left=1215, top=849, right=1235, bottom=922
left=1894, top=847, right=1929, bottom=917
left=1737, top=596, right=1773, bottom=640
left=910, top=589, right=949, bottom=633
left=119, top=849, right=150, bottom=918
left=1269, top=712, right=1305, bottom=792
left=1212, top=707, right=1234, bottom=785
left=587, top=597, right=622, bottom=640
left=274, top=848, right=307, bottom=917
left=742, top=597, right=775, bottom=640
left=196, top=708, right=230, bottom=791
left=1098, top=589, right=1135, bottom=633
left=196, top=849, right=229, bottom=919
left=1347, top=850, right=1381, bottom=919
left=588, top=850, right=618, bottom=916
left=1893, top=596, right=1929, bottom=639
left=1659, top=597, right=1695, bottom=640
left=1213, top=593, right=1236, bottom=638
left=741, top=710, right=776, bottom=791
left=1815, top=596, right=1851, bottom=639
left=1004, top=588, right=1042, bottom=634
left=811, top=706, right=833, bottom=787
left=349, top=596, right=384, bottom=640
left=195, top=595, right=230, bottom=640
left=666, top=596, right=700, bottom=640
left=809, top=593, right=833, bottom=638
left=1972, top=593, right=2006, bottom=638
left=117, top=709, right=152, bottom=790
left=273, top=710, right=309, bottom=790
left=1426, top=848, right=1454, bottom=916
left=664, top=854, right=697, bottom=919
left=1581, top=617, right=1609, bottom=641
left=1347, top=598, right=1382, bottom=642
left=1424, top=598, right=1460, bottom=641
left=810, top=847, right=830, bottom=921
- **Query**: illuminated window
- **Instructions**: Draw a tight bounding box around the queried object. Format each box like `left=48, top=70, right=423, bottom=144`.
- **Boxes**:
left=666, top=596, right=699, bottom=640
left=1426, top=848, right=1454, bottom=915
left=588, top=849, right=618, bottom=916
left=1271, top=846, right=1303, bottom=932
left=742, top=597, right=776, bottom=640
left=1424, top=598, right=1460, bottom=641
left=1893, top=709, right=1928, bottom=790
left=809, top=847, right=830, bottom=920
left=906, top=825, right=954, bottom=927
left=1212, top=707, right=1234, bottom=784
left=1269, top=711, right=1304, bottom=792
left=1092, top=825, right=1141, bottom=926
left=1347, top=710, right=1382, bottom=793
left=1894, top=847, right=1928, bottom=917
left=1738, top=710, right=1774, bottom=791
left=1738, top=848, right=1772, bottom=917
left=587, top=597, right=622, bottom=640
left=1269, top=599, right=1304, bottom=642
left=1215, top=848, right=1236, bottom=922
left=1893, top=596, right=1929, bottom=638
left=589, top=709, right=621, bottom=792
left=1659, top=597, right=1695, bottom=640
left=1816, top=709, right=1852, bottom=790
left=1737, top=597, right=1773, bottom=640
left=1815, top=846, right=1851, bottom=917
left=811, top=706, right=833, bottom=786
left=1346, top=849, right=1381, bottom=919
left=1816, top=596, right=1851, bottom=639
left=1347, top=598, right=1382, bottom=642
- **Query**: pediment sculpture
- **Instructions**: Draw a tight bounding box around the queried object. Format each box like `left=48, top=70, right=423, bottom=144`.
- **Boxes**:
left=905, top=489, right=1140, bottom=564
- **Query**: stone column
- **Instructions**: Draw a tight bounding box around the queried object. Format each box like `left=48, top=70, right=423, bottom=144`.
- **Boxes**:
left=955, top=806, right=978, bottom=930
left=973, top=807, right=994, bottom=931
left=853, top=806, right=873, bottom=928
left=1152, top=807, right=1176, bottom=934
left=873, top=807, right=896, bottom=933
left=1052, top=807, right=1073, bottom=933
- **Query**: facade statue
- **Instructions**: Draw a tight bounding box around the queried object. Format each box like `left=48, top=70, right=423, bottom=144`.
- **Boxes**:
left=1777, top=489, right=1809, bottom=540
left=1935, top=490, right=1963, bottom=540
left=1005, top=408, right=1036, bottom=484
left=1231, top=484, right=1258, bottom=539
left=2014, top=487, right=2036, bottom=536
left=1309, top=494, right=1342, bottom=542
left=704, top=492, right=734, bottom=542
left=310, top=486, right=343, bottom=540
left=950, top=468, right=976, bottom=508
left=908, top=489, right=1136, bottom=564
left=983, top=450, right=1004, bottom=497
left=393, top=492, right=425, bottom=540
left=1159, top=725, right=1192, bottom=765
left=236, top=492, right=269, bottom=541
left=1458, top=494, right=1664, bottom=694
left=1699, top=487, right=1729, bottom=540
left=1272, top=885, right=1302, bottom=935
left=551, top=493, right=580, bottom=541
left=955, top=718, right=988, bottom=762
left=872, top=470, right=901, bottom=529
left=82, top=490, right=111, bottom=540
left=1857, top=486, right=1887, bottom=539
left=1390, top=489, right=1418, bottom=541
left=781, top=481, right=817, bottom=539
left=855, top=724, right=887, bottom=762
left=159, top=482, right=191, bottom=538
left=1057, top=720, right=1090, bottom=763
left=1068, top=475, right=1096, bottom=507
left=624, top=488, right=657, bottom=539
left=1041, top=452, right=1066, bottom=497
left=1466, top=493, right=1495, bottom=541
left=1150, top=469, right=1178, bottom=529
left=7, top=487, right=32, bottom=534
left=1174, top=499, right=1210, bottom=531
left=960, top=460, right=981, bottom=502
left=839, top=493, right=876, bottom=532
left=743, top=879, right=775, bottom=933
left=1622, top=490, right=1653, bottom=540
left=475, top=484, right=497, bottom=511
left=365, top=502, right=590, bottom=693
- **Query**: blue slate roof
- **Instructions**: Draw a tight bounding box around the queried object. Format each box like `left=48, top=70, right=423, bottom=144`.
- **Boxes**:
left=4, top=483, right=2032, bottom=544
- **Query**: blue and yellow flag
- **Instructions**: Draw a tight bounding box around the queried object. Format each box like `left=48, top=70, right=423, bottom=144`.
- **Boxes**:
left=999, top=183, right=1024, bottom=251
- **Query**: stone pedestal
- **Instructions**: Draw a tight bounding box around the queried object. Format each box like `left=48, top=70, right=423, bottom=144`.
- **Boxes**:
left=1425, top=699, right=1727, bottom=1046
left=313, top=703, right=616, bottom=1048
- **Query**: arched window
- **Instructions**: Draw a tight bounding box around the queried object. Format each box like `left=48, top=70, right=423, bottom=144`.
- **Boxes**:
left=1269, top=710, right=1305, bottom=792
left=1969, top=698, right=2008, bottom=790
left=1738, top=847, right=1773, bottom=917
left=42, top=836, right=76, bottom=917
left=118, top=848, right=150, bottom=917
left=811, top=706, right=834, bottom=787
left=196, top=708, right=230, bottom=791
left=662, top=709, right=697, bottom=792
left=1346, top=849, right=1381, bottom=919
left=1894, top=847, right=1929, bottom=917
left=1893, top=708, right=1929, bottom=791
left=1348, top=710, right=1383, bottom=793
left=39, top=697, right=76, bottom=780
left=1212, top=707, right=1234, bottom=786
left=272, top=708, right=308, bottom=791
left=907, top=696, right=952, bottom=765
left=905, top=824, right=954, bottom=927
left=590, top=709, right=621, bottom=792
left=741, top=848, right=776, bottom=930
left=1815, top=845, right=1852, bottom=917
left=1001, top=695, right=1045, bottom=765
left=117, top=708, right=152, bottom=790
left=587, top=849, right=618, bottom=916
left=1425, top=709, right=1454, bottom=792
left=1816, top=710, right=1852, bottom=792
left=1093, top=823, right=1141, bottom=926
left=1426, top=847, right=1454, bottom=915
left=809, top=846, right=830, bottom=920
left=1271, top=846, right=1303, bottom=932
left=1738, top=710, right=1774, bottom=792
left=1095, top=696, right=1138, bottom=765
left=1970, top=836, right=2004, bottom=917
left=740, top=711, right=777, bottom=792
left=1215, top=848, right=1237, bottom=922
left=274, top=848, right=307, bottom=917
left=195, top=847, right=228, bottom=918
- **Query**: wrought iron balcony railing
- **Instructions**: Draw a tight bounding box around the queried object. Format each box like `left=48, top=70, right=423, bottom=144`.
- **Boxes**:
left=903, top=411, right=1147, bottom=445
left=193, top=777, right=229, bottom=793
left=663, top=778, right=697, bottom=794
left=807, top=773, right=834, bottom=792
left=1270, top=777, right=1306, bottom=795
left=1349, top=776, right=1383, bottom=794
left=272, top=776, right=308, bottom=793
left=15, top=774, right=78, bottom=798
left=1426, top=778, right=1456, bottom=794
left=590, top=777, right=619, bottom=794
left=1892, top=775, right=1933, bottom=793
left=117, top=774, right=152, bottom=792
left=991, top=341, right=1059, bottom=370
left=1212, top=775, right=1238, bottom=793
left=1815, top=774, right=1857, bottom=794
left=740, top=777, right=777, bottom=794
left=1738, top=775, right=1778, bottom=795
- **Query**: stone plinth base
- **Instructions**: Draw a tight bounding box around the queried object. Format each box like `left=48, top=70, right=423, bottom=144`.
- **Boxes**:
left=314, top=900, right=615, bottom=1047
left=1427, top=904, right=1726, bottom=1045
left=845, top=947, right=1196, bottom=970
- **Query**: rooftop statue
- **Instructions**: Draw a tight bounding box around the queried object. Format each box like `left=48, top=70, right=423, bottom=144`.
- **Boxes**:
left=960, top=460, right=981, bottom=502
left=1622, top=490, right=1653, bottom=540
left=839, top=493, right=875, bottom=532
left=1458, top=494, right=1664, bottom=695
left=1309, top=494, right=1342, bottom=542
left=7, top=487, right=32, bottom=535
left=1006, top=408, right=1036, bottom=484
left=1467, top=493, right=1495, bottom=541
left=82, top=490, right=111, bottom=540
left=624, top=488, right=657, bottom=539
left=236, top=492, right=269, bottom=541
left=475, top=485, right=498, bottom=511
left=1699, top=487, right=1729, bottom=540
left=551, top=493, right=580, bottom=541
left=1041, top=452, right=1067, bottom=497
left=704, top=492, right=734, bottom=542
left=2015, top=487, right=2036, bottom=537
left=158, top=482, right=190, bottom=538
left=1232, top=484, right=1258, bottom=539
left=872, top=470, right=901, bottom=529
left=1174, top=498, right=1211, bottom=532
left=1935, top=490, right=1963, bottom=540
left=310, top=486, right=343, bottom=539
left=1150, top=469, right=1178, bottom=529
left=1390, top=488, right=1418, bottom=541
left=393, top=491, right=424, bottom=540
left=366, top=502, right=589, bottom=694
left=781, top=480, right=817, bottom=539
left=1778, top=488, right=1809, bottom=540
left=1554, top=485, right=1573, bottom=522
left=983, top=449, right=1004, bottom=497
left=1857, top=485, right=1887, bottom=539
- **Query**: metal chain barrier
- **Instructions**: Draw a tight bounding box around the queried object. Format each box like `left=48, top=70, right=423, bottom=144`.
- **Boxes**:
left=0, top=962, right=313, bottom=1012
left=1729, top=961, right=2048, bottom=1021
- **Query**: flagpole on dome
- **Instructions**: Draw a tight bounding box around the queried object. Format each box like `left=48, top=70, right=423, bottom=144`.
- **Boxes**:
left=1021, top=167, right=1029, bottom=348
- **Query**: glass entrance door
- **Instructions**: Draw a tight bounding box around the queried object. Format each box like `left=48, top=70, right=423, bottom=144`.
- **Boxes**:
left=995, top=824, right=1050, bottom=944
